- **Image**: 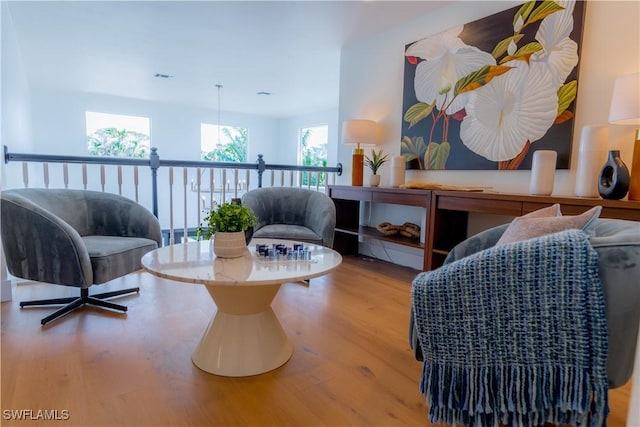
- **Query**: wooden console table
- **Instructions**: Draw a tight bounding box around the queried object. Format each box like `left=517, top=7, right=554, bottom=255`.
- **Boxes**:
left=328, top=185, right=640, bottom=271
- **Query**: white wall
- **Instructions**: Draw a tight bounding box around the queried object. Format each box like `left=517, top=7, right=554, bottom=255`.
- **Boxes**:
left=24, top=92, right=340, bottom=170
left=338, top=0, right=640, bottom=269
left=1, top=1, right=33, bottom=157
left=28, top=89, right=279, bottom=162
left=1, top=1, right=34, bottom=300
left=17, top=90, right=340, bottom=183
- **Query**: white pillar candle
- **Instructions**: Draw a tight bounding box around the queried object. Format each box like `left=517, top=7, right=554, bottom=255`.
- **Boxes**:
left=575, top=125, right=609, bottom=198
left=529, top=150, right=557, bottom=196
left=390, top=156, right=406, bottom=188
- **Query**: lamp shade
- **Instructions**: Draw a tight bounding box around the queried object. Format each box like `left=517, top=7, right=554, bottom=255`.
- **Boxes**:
left=609, top=72, right=640, bottom=125
left=341, top=120, right=377, bottom=146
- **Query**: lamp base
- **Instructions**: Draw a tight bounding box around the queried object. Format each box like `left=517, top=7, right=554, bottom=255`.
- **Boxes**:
left=629, top=130, right=640, bottom=201
left=351, top=149, right=364, bottom=187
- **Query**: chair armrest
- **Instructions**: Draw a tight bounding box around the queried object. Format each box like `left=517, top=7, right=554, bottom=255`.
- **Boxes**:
left=305, top=195, right=336, bottom=247
left=1, top=195, right=93, bottom=286
left=444, top=224, right=508, bottom=264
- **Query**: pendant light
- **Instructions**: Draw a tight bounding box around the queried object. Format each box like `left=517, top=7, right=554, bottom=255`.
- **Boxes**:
left=216, top=84, right=223, bottom=150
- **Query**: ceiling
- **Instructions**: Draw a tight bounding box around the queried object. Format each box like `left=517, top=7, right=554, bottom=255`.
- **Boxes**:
left=6, top=0, right=446, bottom=118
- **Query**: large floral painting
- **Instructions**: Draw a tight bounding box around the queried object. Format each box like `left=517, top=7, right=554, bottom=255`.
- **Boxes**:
left=401, top=0, right=586, bottom=170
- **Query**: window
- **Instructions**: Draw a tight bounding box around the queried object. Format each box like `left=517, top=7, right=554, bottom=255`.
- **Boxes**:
left=86, top=112, right=150, bottom=158
left=201, top=124, right=248, bottom=162
left=300, top=125, right=328, bottom=186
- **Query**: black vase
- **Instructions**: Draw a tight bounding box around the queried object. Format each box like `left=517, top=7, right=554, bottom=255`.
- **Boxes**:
left=598, top=150, right=630, bottom=200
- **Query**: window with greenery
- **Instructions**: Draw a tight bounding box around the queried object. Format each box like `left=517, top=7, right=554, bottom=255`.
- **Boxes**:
left=86, top=112, right=150, bottom=158
left=201, top=124, right=248, bottom=162
left=300, top=125, right=328, bottom=186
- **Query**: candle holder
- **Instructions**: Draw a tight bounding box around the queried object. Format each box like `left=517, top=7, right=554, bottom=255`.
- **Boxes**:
left=529, top=150, right=557, bottom=196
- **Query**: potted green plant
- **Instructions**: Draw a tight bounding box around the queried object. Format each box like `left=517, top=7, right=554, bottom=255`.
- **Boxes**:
left=365, top=148, right=389, bottom=187
left=197, top=202, right=257, bottom=258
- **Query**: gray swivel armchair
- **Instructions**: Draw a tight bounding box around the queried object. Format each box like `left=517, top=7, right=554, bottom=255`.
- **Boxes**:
left=413, top=218, right=640, bottom=388
left=241, top=187, right=336, bottom=247
left=409, top=218, right=640, bottom=425
left=1, top=188, right=162, bottom=325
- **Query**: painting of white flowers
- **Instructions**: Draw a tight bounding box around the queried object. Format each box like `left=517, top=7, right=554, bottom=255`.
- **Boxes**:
left=401, top=0, right=586, bottom=170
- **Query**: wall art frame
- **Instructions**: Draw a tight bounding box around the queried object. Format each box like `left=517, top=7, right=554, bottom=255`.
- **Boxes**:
left=401, top=0, right=586, bottom=170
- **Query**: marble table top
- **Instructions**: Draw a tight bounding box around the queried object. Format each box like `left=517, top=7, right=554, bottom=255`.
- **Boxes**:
left=141, top=238, right=343, bottom=286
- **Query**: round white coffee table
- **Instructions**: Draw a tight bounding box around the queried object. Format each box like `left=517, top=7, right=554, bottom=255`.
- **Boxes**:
left=141, top=238, right=342, bottom=377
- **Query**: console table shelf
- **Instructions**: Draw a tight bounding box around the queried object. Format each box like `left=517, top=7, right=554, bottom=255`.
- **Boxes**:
left=328, top=185, right=640, bottom=271
left=334, top=225, right=424, bottom=249
left=328, top=186, right=431, bottom=257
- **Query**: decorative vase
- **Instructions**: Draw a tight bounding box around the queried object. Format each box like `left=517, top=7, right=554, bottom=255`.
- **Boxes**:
left=529, top=150, right=557, bottom=196
left=213, top=231, right=247, bottom=258
left=575, top=125, right=608, bottom=198
left=368, top=174, right=381, bottom=187
left=390, top=155, right=406, bottom=188
left=598, top=150, right=630, bottom=200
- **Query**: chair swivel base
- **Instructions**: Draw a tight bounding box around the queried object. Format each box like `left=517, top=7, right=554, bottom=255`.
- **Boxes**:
left=20, top=287, right=140, bottom=325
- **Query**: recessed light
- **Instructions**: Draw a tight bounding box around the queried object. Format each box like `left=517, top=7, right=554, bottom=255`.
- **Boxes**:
left=154, top=73, right=174, bottom=79
left=257, top=91, right=271, bottom=96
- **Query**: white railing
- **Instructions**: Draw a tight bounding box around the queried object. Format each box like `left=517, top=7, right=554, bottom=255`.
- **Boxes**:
left=3, top=146, right=342, bottom=245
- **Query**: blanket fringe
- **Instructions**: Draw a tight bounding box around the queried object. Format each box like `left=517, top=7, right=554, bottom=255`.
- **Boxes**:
left=420, top=363, right=608, bottom=427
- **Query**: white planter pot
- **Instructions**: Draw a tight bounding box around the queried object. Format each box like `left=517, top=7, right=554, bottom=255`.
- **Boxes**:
left=213, top=231, right=247, bottom=258
left=368, top=174, right=381, bottom=187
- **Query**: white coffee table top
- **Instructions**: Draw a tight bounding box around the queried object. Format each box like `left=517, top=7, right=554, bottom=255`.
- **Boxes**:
left=141, top=238, right=342, bottom=286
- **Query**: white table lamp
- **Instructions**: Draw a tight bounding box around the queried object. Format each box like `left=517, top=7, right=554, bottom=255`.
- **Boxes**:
left=608, top=72, right=640, bottom=200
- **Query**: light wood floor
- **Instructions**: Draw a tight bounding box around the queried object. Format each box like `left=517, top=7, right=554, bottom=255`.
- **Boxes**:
left=1, top=256, right=631, bottom=427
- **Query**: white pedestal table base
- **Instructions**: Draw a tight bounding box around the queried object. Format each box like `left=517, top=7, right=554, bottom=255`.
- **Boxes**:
left=191, top=284, right=293, bottom=376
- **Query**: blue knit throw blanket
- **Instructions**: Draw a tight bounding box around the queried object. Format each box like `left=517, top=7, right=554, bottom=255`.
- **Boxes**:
left=412, top=230, right=608, bottom=427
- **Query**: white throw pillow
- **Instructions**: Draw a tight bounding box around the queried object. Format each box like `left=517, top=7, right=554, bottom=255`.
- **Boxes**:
left=495, top=205, right=602, bottom=247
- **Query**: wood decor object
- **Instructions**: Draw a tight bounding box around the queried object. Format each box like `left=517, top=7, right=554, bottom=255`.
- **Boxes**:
left=399, top=181, right=484, bottom=191
left=376, top=222, right=420, bottom=238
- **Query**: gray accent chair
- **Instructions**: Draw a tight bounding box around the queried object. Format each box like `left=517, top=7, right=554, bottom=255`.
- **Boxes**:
left=409, top=218, right=640, bottom=388
left=1, top=188, right=162, bottom=325
left=241, top=187, right=336, bottom=247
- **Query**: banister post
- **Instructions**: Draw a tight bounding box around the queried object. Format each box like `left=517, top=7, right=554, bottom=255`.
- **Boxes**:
left=256, top=154, right=266, bottom=188
left=150, top=147, right=160, bottom=218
